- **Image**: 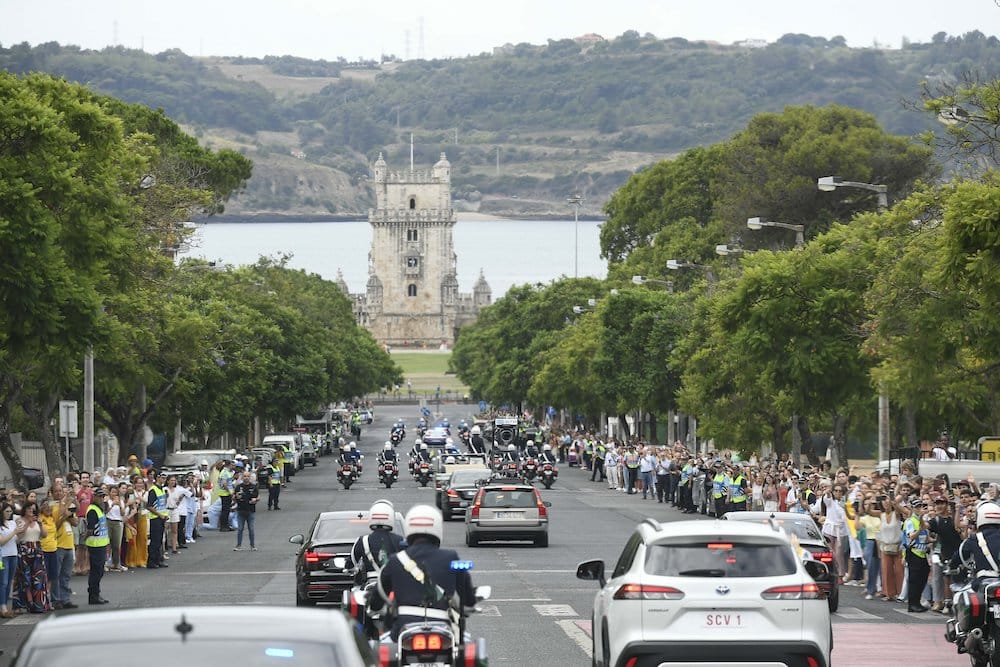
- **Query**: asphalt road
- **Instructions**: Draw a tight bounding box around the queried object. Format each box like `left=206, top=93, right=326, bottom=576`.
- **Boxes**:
left=0, top=404, right=961, bottom=665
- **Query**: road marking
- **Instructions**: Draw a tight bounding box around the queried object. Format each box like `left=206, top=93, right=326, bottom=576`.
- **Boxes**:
left=489, top=597, right=552, bottom=602
left=4, top=614, right=43, bottom=626
left=182, top=571, right=293, bottom=576
left=555, top=619, right=592, bottom=658
left=478, top=604, right=502, bottom=617
left=834, top=606, right=881, bottom=620
left=474, top=569, right=575, bottom=574
left=534, top=604, right=578, bottom=616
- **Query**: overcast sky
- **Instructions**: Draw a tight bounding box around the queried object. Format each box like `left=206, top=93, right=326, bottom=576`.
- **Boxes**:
left=1, top=0, right=998, bottom=61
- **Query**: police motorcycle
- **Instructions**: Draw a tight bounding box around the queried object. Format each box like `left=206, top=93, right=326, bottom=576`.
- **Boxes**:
left=538, top=444, right=559, bottom=489
left=417, top=417, right=428, bottom=438
left=378, top=443, right=400, bottom=489
left=338, top=443, right=363, bottom=490
left=499, top=445, right=521, bottom=480
left=347, top=508, right=492, bottom=667
left=411, top=443, right=434, bottom=487
left=390, top=426, right=404, bottom=447
left=945, top=501, right=1000, bottom=666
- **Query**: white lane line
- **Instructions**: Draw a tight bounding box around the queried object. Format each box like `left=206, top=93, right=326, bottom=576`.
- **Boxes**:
left=474, top=570, right=575, bottom=574
left=556, top=619, right=592, bottom=658
left=490, top=597, right=552, bottom=602
left=182, top=571, right=292, bottom=575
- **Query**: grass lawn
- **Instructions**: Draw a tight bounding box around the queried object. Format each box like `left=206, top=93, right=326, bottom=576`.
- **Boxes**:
left=391, top=351, right=469, bottom=394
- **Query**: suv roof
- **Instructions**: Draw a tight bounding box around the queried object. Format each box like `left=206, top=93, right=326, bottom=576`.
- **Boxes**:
left=637, top=518, right=789, bottom=542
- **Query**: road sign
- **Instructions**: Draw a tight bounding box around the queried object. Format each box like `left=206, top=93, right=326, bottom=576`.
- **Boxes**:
left=547, top=406, right=556, bottom=417
left=479, top=401, right=488, bottom=412
left=421, top=407, right=432, bottom=417
left=59, top=400, right=78, bottom=438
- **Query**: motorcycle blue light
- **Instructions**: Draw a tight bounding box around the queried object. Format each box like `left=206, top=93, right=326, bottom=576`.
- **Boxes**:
left=450, top=560, right=474, bottom=571
left=264, top=648, right=295, bottom=658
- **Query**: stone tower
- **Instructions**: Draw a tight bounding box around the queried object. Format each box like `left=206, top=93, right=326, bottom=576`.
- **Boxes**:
left=351, top=152, right=490, bottom=347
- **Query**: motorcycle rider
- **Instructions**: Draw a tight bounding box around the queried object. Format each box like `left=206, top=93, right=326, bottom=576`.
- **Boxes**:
left=372, top=505, right=476, bottom=641
left=539, top=443, right=557, bottom=465
left=409, top=438, right=422, bottom=460
left=379, top=443, right=398, bottom=465
left=352, top=499, right=405, bottom=585
left=953, top=500, right=1000, bottom=589
left=524, top=439, right=539, bottom=458
left=470, top=425, right=485, bottom=454
left=415, top=442, right=433, bottom=464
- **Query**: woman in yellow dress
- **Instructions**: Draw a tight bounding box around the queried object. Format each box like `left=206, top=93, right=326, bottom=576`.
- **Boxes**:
left=124, top=479, right=148, bottom=568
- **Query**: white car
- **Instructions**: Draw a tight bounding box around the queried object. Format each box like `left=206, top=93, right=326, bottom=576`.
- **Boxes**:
left=577, top=518, right=832, bottom=667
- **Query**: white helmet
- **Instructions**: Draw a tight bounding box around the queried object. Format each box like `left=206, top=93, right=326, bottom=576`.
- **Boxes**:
left=415, top=438, right=422, bottom=446
left=200, top=459, right=209, bottom=466
left=507, top=444, right=515, bottom=452
left=543, top=444, right=551, bottom=451
left=948, top=446, right=958, bottom=457
left=445, top=456, right=456, bottom=464
left=471, top=425, right=481, bottom=435
left=978, top=501, right=1000, bottom=527
left=349, top=442, right=357, bottom=451
left=338, top=437, right=345, bottom=446
left=385, top=440, right=391, bottom=447
left=403, top=504, right=443, bottom=544
left=446, top=438, right=454, bottom=446
left=420, top=443, right=428, bottom=451
left=384, top=443, right=392, bottom=451
left=369, top=499, right=395, bottom=530
left=526, top=440, right=534, bottom=448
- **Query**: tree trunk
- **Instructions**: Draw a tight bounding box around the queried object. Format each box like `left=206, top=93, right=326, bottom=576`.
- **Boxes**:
left=26, top=392, right=65, bottom=481
left=618, top=413, right=631, bottom=440
left=832, top=413, right=850, bottom=470
left=0, top=379, right=26, bottom=489
left=770, top=415, right=788, bottom=456
left=648, top=412, right=658, bottom=445
left=903, top=404, right=918, bottom=450
left=797, top=416, right=818, bottom=465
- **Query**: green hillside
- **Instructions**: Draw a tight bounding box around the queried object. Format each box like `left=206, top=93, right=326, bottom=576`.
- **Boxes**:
left=3, top=31, right=998, bottom=217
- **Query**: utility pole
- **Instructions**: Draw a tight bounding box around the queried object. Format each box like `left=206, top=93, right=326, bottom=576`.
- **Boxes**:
left=495, top=146, right=500, bottom=176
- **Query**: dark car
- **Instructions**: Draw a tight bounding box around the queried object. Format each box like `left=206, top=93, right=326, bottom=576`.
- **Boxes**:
left=9, top=605, right=375, bottom=667
left=441, top=467, right=493, bottom=520
left=290, top=510, right=404, bottom=607
left=723, top=510, right=841, bottom=612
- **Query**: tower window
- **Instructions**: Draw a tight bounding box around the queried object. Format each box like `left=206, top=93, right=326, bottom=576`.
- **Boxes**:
left=407, top=229, right=418, bottom=242
left=407, top=284, right=417, bottom=297
left=409, top=196, right=416, bottom=210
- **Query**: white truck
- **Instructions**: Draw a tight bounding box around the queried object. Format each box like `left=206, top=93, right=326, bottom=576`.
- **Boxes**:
left=878, top=436, right=1000, bottom=486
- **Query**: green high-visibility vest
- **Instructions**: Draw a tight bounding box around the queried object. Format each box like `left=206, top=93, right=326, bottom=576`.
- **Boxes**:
left=85, top=504, right=110, bottom=548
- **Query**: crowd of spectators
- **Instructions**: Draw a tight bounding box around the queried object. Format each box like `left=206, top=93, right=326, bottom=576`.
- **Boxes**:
left=0, top=455, right=219, bottom=616
left=555, top=429, right=970, bottom=614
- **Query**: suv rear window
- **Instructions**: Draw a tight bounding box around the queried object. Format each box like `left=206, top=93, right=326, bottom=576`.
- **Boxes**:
left=645, top=541, right=797, bottom=578
left=481, top=490, right=537, bottom=508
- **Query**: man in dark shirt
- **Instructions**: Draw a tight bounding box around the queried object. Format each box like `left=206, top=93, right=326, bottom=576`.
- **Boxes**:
left=929, top=495, right=961, bottom=613
left=233, top=470, right=259, bottom=551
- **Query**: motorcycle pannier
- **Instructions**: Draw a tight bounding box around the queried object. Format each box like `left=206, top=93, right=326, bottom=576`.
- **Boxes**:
left=957, top=588, right=987, bottom=633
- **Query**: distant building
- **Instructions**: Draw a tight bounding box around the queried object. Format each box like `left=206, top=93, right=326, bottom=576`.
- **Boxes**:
left=735, top=39, right=768, bottom=49
left=343, top=152, right=491, bottom=348
left=574, top=33, right=606, bottom=46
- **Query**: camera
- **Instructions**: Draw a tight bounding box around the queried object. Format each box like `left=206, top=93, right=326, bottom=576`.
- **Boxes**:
left=494, top=417, right=518, bottom=447
left=876, top=495, right=887, bottom=503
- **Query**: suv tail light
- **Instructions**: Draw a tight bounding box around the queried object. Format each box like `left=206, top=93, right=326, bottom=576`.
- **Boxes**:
left=470, top=494, right=482, bottom=519
left=761, top=583, right=821, bottom=600
left=813, top=551, right=834, bottom=564
left=447, top=489, right=459, bottom=498
left=613, top=584, right=684, bottom=600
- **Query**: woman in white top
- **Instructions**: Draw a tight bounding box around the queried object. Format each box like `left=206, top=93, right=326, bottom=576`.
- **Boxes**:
left=106, top=485, right=127, bottom=571
left=0, top=502, right=19, bottom=617
left=751, top=473, right=765, bottom=511
left=821, top=484, right=850, bottom=583
left=877, top=497, right=905, bottom=601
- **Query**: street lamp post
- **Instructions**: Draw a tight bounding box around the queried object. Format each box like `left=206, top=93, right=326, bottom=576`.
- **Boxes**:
left=567, top=194, right=584, bottom=278
left=746, top=217, right=805, bottom=248
left=631, top=275, right=674, bottom=292
left=746, top=216, right=806, bottom=467
left=817, top=175, right=890, bottom=461
left=666, top=260, right=717, bottom=294
left=715, top=244, right=752, bottom=256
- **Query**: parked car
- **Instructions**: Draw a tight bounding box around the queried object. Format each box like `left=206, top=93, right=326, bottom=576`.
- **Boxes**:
left=8, top=605, right=376, bottom=666
left=289, top=510, right=404, bottom=607
left=723, top=510, right=841, bottom=612
left=577, top=518, right=832, bottom=667
left=466, top=482, right=550, bottom=547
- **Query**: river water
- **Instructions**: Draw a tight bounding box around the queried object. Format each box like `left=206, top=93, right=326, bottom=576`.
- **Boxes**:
left=180, top=217, right=607, bottom=297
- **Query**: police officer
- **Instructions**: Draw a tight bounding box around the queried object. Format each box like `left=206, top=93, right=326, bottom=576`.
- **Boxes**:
left=470, top=425, right=485, bottom=454
left=901, top=500, right=931, bottom=613
left=352, top=499, right=405, bottom=584
left=85, top=488, right=110, bottom=604
left=727, top=465, right=749, bottom=512
left=372, top=505, right=476, bottom=640
left=954, top=501, right=1000, bottom=589
left=539, top=443, right=557, bottom=465
left=217, top=460, right=235, bottom=531
left=266, top=456, right=282, bottom=510
left=379, top=442, right=398, bottom=464
left=502, top=444, right=519, bottom=463
left=146, top=471, right=169, bottom=568
left=590, top=440, right=606, bottom=482
left=711, top=463, right=728, bottom=517
left=525, top=439, right=539, bottom=459
left=417, top=442, right=433, bottom=464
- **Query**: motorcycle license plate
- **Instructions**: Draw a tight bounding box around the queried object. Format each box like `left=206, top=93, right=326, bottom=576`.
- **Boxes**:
left=992, top=604, right=1000, bottom=616
left=410, top=663, right=447, bottom=667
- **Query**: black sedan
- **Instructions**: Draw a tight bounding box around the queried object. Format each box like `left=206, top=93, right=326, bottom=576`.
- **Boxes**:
left=9, top=605, right=375, bottom=666
left=441, top=467, right=493, bottom=520
left=290, top=510, right=404, bottom=607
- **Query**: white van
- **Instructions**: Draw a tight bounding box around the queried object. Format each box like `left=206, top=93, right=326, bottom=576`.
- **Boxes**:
left=262, top=434, right=303, bottom=471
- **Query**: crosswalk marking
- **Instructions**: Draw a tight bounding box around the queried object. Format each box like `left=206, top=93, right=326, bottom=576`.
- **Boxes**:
left=4, top=614, right=43, bottom=626
left=834, top=606, right=880, bottom=620
left=533, top=603, right=577, bottom=616
left=555, top=619, right=592, bottom=658
left=478, top=604, right=502, bottom=617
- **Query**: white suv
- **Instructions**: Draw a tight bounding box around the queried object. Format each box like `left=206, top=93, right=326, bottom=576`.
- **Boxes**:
left=577, top=518, right=832, bottom=667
